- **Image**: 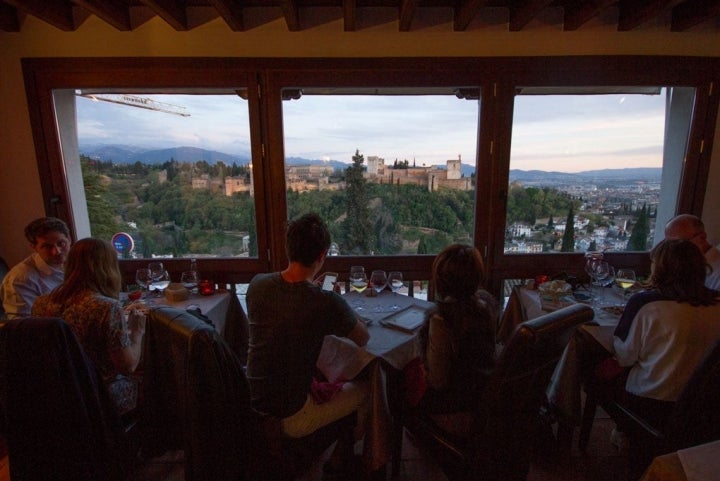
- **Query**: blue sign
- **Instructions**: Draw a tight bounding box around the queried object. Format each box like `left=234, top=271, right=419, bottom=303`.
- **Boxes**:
left=111, top=232, right=134, bottom=255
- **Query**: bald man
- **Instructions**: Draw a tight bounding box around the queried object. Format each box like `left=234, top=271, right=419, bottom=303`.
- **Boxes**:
left=665, top=214, right=720, bottom=291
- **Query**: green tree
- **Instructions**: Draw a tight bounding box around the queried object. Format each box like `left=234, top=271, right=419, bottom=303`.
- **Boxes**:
left=342, top=149, right=374, bottom=254
left=627, top=203, right=649, bottom=251
left=560, top=205, right=575, bottom=252
left=81, top=156, right=121, bottom=240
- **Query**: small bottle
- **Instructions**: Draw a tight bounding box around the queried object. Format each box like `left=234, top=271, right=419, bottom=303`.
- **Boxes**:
left=190, top=257, right=198, bottom=275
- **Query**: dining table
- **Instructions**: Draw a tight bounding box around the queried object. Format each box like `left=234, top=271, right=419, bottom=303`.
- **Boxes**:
left=124, top=287, right=249, bottom=363
left=317, top=289, right=434, bottom=475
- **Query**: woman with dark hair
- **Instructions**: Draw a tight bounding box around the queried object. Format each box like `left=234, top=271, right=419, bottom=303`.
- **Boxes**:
left=32, top=238, right=145, bottom=414
left=412, top=244, right=499, bottom=433
left=612, top=238, right=720, bottom=423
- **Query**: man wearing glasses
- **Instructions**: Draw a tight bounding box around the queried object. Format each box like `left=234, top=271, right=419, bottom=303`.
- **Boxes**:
left=1, top=217, right=71, bottom=318
left=665, top=214, right=720, bottom=290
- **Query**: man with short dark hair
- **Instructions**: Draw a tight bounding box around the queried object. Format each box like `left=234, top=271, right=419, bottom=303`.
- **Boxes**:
left=664, top=214, right=720, bottom=290
left=246, top=213, right=369, bottom=478
left=1, top=217, right=71, bottom=318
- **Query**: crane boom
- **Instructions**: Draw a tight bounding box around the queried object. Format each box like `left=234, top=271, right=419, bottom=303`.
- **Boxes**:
left=77, top=93, right=190, bottom=117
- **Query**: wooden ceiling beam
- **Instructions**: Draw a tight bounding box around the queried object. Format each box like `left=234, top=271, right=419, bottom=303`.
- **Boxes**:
left=343, top=0, right=356, bottom=31
left=509, top=0, right=553, bottom=31
left=2, top=0, right=75, bottom=31
left=563, top=0, right=616, bottom=31
left=0, top=2, right=21, bottom=31
left=671, top=0, right=720, bottom=31
left=139, top=0, right=188, bottom=31
left=454, top=0, right=487, bottom=31
left=618, top=0, right=677, bottom=31
left=208, top=0, right=244, bottom=31
left=74, top=0, right=131, bottom=31
left=399, top=0, right=418, bottom=31
left=279, top=0, right=300, bottom=31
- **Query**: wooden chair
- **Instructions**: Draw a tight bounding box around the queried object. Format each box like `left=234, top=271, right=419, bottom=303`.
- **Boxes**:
left=141, top=306, right=351, bottom=481
left=402, top=303, right=594, bottom=481
left=579, top=338, right=720, bottom=475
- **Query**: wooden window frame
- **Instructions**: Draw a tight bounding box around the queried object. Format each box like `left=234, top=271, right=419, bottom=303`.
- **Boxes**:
left=22, top=56, right=720, bottom=297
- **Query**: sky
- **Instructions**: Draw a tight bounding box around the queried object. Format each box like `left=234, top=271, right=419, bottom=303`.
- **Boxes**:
left=76, top=89, right=667, bottom=173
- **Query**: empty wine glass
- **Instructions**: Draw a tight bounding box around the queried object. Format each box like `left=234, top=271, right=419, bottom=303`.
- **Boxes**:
left=148, top=261, right=164, bottom=281
left=181, top=270, right=199, bottom=295
left=135, top=268, right=152, bottom=301
left=388, top=271, right=403, bottom=310
left=150, top=270, right=171, bottom=295
left=370, top=270, right=387, bottom=312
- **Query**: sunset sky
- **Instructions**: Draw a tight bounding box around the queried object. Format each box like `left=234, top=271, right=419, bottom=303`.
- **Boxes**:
left=77, top=88, right=666, bottom=173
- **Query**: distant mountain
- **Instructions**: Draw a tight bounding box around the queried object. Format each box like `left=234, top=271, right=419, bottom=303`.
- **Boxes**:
left=80, top=144, right=250, bottom=165
left=79, top=144, right=662, bottom=182
left=509, top=167, right=662, bottom=183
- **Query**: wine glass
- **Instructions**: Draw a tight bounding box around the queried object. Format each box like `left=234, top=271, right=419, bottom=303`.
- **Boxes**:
left=150, top=269, right=171, bottom=294
left=349, top=266, right=367, bottom=311
left=616, top=269, right=637, bottom=302
left=370, top=270, right=387, bottom=312
left=181, top=270, right=199, bottom=295
left=148, top=261, right=164, bottom=281
left=388, top=271, right=403, bottom=310
left=349, top=266, right=368, bottom=294
left=370, top=270, right=387, bottom=295
left=135, top=268, right=152, bottom=301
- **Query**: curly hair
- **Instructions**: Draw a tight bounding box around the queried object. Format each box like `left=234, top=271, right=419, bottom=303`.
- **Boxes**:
left=50, top=238, right=121, bottom=302
left=24, top=217, right=70, bottom=245
left=648, top=239, right=718, bottom=306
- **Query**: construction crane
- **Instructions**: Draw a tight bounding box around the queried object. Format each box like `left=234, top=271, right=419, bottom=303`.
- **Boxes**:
left=76, top=92, right=190, bottom=117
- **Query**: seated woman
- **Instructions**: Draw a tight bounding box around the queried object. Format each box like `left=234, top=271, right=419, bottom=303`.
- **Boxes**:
left=612, top=238, right=720, bottom=426
left=31, top=238, right=145, bottom=415
left=412, top=244, right=499, bottom=435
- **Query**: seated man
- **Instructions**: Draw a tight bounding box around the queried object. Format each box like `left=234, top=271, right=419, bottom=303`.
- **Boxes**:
left=1, top=217, right=71, bottom=319
left=246, top=213, right=369, bottom=478
left=664, top=214, right=720, bottom=290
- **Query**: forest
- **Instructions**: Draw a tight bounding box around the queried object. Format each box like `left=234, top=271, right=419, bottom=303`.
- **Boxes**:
left=81, top=153, right=583, bottom=258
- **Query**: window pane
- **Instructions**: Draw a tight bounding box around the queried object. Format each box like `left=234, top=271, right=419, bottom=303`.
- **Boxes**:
left=67, top=91, right=257, bottom=259
left=506, top=88, right=692, bottom=254
left=282, top=91, right=479, bottom=256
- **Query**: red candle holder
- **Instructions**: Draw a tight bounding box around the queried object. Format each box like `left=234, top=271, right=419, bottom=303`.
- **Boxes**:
left=198, top=280, right=215, bottom=296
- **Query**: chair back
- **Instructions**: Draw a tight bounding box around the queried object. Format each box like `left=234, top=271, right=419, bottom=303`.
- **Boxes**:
left=0, top=317, right=126, bottom=481
left=662, top=338, right=720, bottom=451
left=142, top=306, right=257, bottom=481
left=473, top=303, right=594, bottom=480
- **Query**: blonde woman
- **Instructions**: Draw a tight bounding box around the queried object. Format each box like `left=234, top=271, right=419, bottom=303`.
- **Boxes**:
left=32, top=238, right=145, bottom=414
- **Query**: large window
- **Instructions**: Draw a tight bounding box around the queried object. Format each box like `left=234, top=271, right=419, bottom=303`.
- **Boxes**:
left=23, top=57, right=718, bottom=296
left=70, top=91, right=257, bottom=260
left=505, top=88, right=692, bottom=255
left=282, top=91, right=479, bottom=256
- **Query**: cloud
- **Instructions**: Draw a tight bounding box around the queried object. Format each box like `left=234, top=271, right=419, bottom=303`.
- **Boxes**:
left=77, top=90, right=668, bottom=172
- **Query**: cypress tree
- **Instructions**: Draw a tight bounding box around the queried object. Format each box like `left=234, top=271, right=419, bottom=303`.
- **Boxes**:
left=561, top=205, right=575, bottom=252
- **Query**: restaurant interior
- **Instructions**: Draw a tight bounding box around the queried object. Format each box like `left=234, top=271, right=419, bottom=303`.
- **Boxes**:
left=2, top=1, right=720, bottom=480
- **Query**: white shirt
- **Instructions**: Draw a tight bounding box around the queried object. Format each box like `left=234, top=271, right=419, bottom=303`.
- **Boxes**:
left=0, top=252, right=64, bottom=319
left=705, top=245, right=720, bottom=291
left=613, top=299, right=720, bottom=401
